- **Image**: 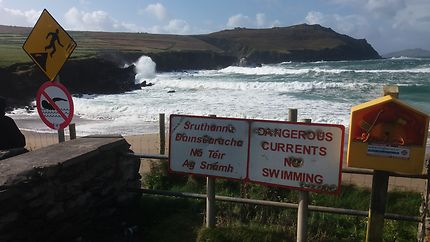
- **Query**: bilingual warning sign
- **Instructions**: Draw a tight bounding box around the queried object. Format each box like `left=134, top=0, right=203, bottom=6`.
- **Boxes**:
left=36, top=81, right=74, bottom=130
left=23, top=9, right=77, bottom=81
left=169, top=115, right=345, bottom=194
left=248, top=121, right=345, bottom=194
left=169, top=115, right=249, bottom=180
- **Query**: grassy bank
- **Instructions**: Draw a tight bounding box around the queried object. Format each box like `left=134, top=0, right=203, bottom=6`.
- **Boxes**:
left=135, top=160, right=422, bottom=242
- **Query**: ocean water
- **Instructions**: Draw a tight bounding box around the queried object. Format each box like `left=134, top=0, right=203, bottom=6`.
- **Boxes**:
left=11, top=56, right=430, bottom=136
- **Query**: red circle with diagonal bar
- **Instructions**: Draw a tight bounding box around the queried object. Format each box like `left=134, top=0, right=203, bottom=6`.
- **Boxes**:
left=36, top=81, right=74, bottom=130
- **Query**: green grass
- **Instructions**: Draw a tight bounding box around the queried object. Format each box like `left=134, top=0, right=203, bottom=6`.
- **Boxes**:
left=134, top=186, right=420, bottom=242
left=0, top=44, right=29, bottom=67
left=138, top=196, right=204, bottom=242
left=139, top=160, right=423, bottom=242
left=197, top=224, right=291, bottom=242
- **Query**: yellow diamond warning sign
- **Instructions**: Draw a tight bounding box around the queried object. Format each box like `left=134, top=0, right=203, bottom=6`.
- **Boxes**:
left=23, top=9, right=77, bottom=81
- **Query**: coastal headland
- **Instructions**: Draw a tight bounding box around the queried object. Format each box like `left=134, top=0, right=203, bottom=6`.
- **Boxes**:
left=0, top=23, right=380, bottom=108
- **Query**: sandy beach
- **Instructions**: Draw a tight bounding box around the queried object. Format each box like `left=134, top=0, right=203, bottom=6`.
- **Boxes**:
left=21, top=130, right=162, bottom=177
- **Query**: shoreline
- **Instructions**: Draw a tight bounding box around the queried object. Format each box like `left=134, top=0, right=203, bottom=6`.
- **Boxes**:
left=21, top=129, right=161, bottom=177
left=21, top=129, right=162, bottom=154
left=12, top=112, right=161, bottom=136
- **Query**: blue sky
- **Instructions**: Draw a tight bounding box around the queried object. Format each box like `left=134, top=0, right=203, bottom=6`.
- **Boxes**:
left=1, top=0, right=430, bottom=54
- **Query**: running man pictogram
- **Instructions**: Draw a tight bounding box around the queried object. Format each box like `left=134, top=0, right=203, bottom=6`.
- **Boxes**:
left=22, top=9, right=77, bottom=81
left=45, top=29, right=64, bottom=57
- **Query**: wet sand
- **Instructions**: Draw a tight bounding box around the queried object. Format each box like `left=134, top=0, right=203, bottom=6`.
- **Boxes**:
left=21, top=130, right=162, bottom=177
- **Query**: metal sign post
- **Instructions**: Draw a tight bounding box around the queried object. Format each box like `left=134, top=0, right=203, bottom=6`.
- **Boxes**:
left=297, top=117, right=311, bottom=242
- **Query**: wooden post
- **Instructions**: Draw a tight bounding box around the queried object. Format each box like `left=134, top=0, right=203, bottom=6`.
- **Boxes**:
left=366, top=171, right=389, bottom=242
left=69, top=123, right=76, bottom=140
left=297, top=117, right=310, bottom=242
left=382, top=85, right=399, bottom=98
left=365, top=85, right=398, bottom=242
left=289, top=108, right=298, bottom=123
left=58, top=129, right=65, bottom=143
left=419, top=161, right=430, bottom=242
left=159, top=113, right=166, bottom=155
left=206, top=114, right=217, bottom=228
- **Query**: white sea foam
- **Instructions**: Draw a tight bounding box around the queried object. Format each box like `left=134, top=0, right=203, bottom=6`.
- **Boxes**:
left=11, top=58, right=430, bottom=135
left=152, top=75, right=374, bottom=92
left=355, top=68, right=430, bottom=73
left=218, top=65, right=309, bottom=75
left=390, top=56, right=423, bottom=60
left=134, top=55, right=156, bottom=84
left=216, top=65, right=430, bottom=75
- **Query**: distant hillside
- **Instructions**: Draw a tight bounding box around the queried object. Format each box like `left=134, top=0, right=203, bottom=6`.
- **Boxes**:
left=0, top=23, right=380, bottom=69
left=198, top=24, right=380, bottom=64
left=383, top=48, right=430, bottom=58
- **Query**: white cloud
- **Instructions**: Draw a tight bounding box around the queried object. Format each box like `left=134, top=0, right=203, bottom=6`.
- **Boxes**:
left=64, top=7, right=140, bottom=32
left=312, top=0, right=430, bottom=52
left=324, top=0, right=429, bottom=33
left=141, top=3, right=167, bottom=21
left=391, top=1, right=430, bottom=32
left=305, top=11, right=371, bottom=39
left=227, top=13, right=280, bottom=29
left=0, top=7, right=41, bottom=26
left=365, top=0, right=405, bottom=18
left=305, top=11, right=325, bottom=25
left=147, top=19, right=191, bottom=34
left=60, top=5, right=190, bottom=34
left=325, top=0, right=406, bottom=22
left=164, top=19, right=190, bottom=34
left=227, top=14, right=251, bottom=28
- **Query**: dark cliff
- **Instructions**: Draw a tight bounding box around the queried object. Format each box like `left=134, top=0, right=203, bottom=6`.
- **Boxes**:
left=0, top=58, right=137, bottom=107
left=196, top=24, right=380, bottom=65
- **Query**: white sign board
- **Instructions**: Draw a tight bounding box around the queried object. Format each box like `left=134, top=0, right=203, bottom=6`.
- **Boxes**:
left=169, top=115, right=249, bottom=179
left=248, top=121, right=344, bottom=194
left=169, top=115, right=345, bottom=194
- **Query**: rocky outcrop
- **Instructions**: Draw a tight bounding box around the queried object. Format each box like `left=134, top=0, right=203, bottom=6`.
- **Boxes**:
left=60, top=58, right=137, bottom=94
left=0, top=58, right=138, bottom=108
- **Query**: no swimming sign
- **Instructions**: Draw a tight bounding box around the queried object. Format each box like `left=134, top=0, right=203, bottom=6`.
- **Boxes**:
left=36, top=81, right=74, bottom=130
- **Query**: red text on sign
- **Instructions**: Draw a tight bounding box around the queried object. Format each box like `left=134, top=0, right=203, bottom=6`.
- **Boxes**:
left=262, top=168, right=324, bottom=184
left=256, top=128, right=333, bottom=142
left=261, top=141, right=327, bottom=156
left=201, top=161, right=234, bottom=173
